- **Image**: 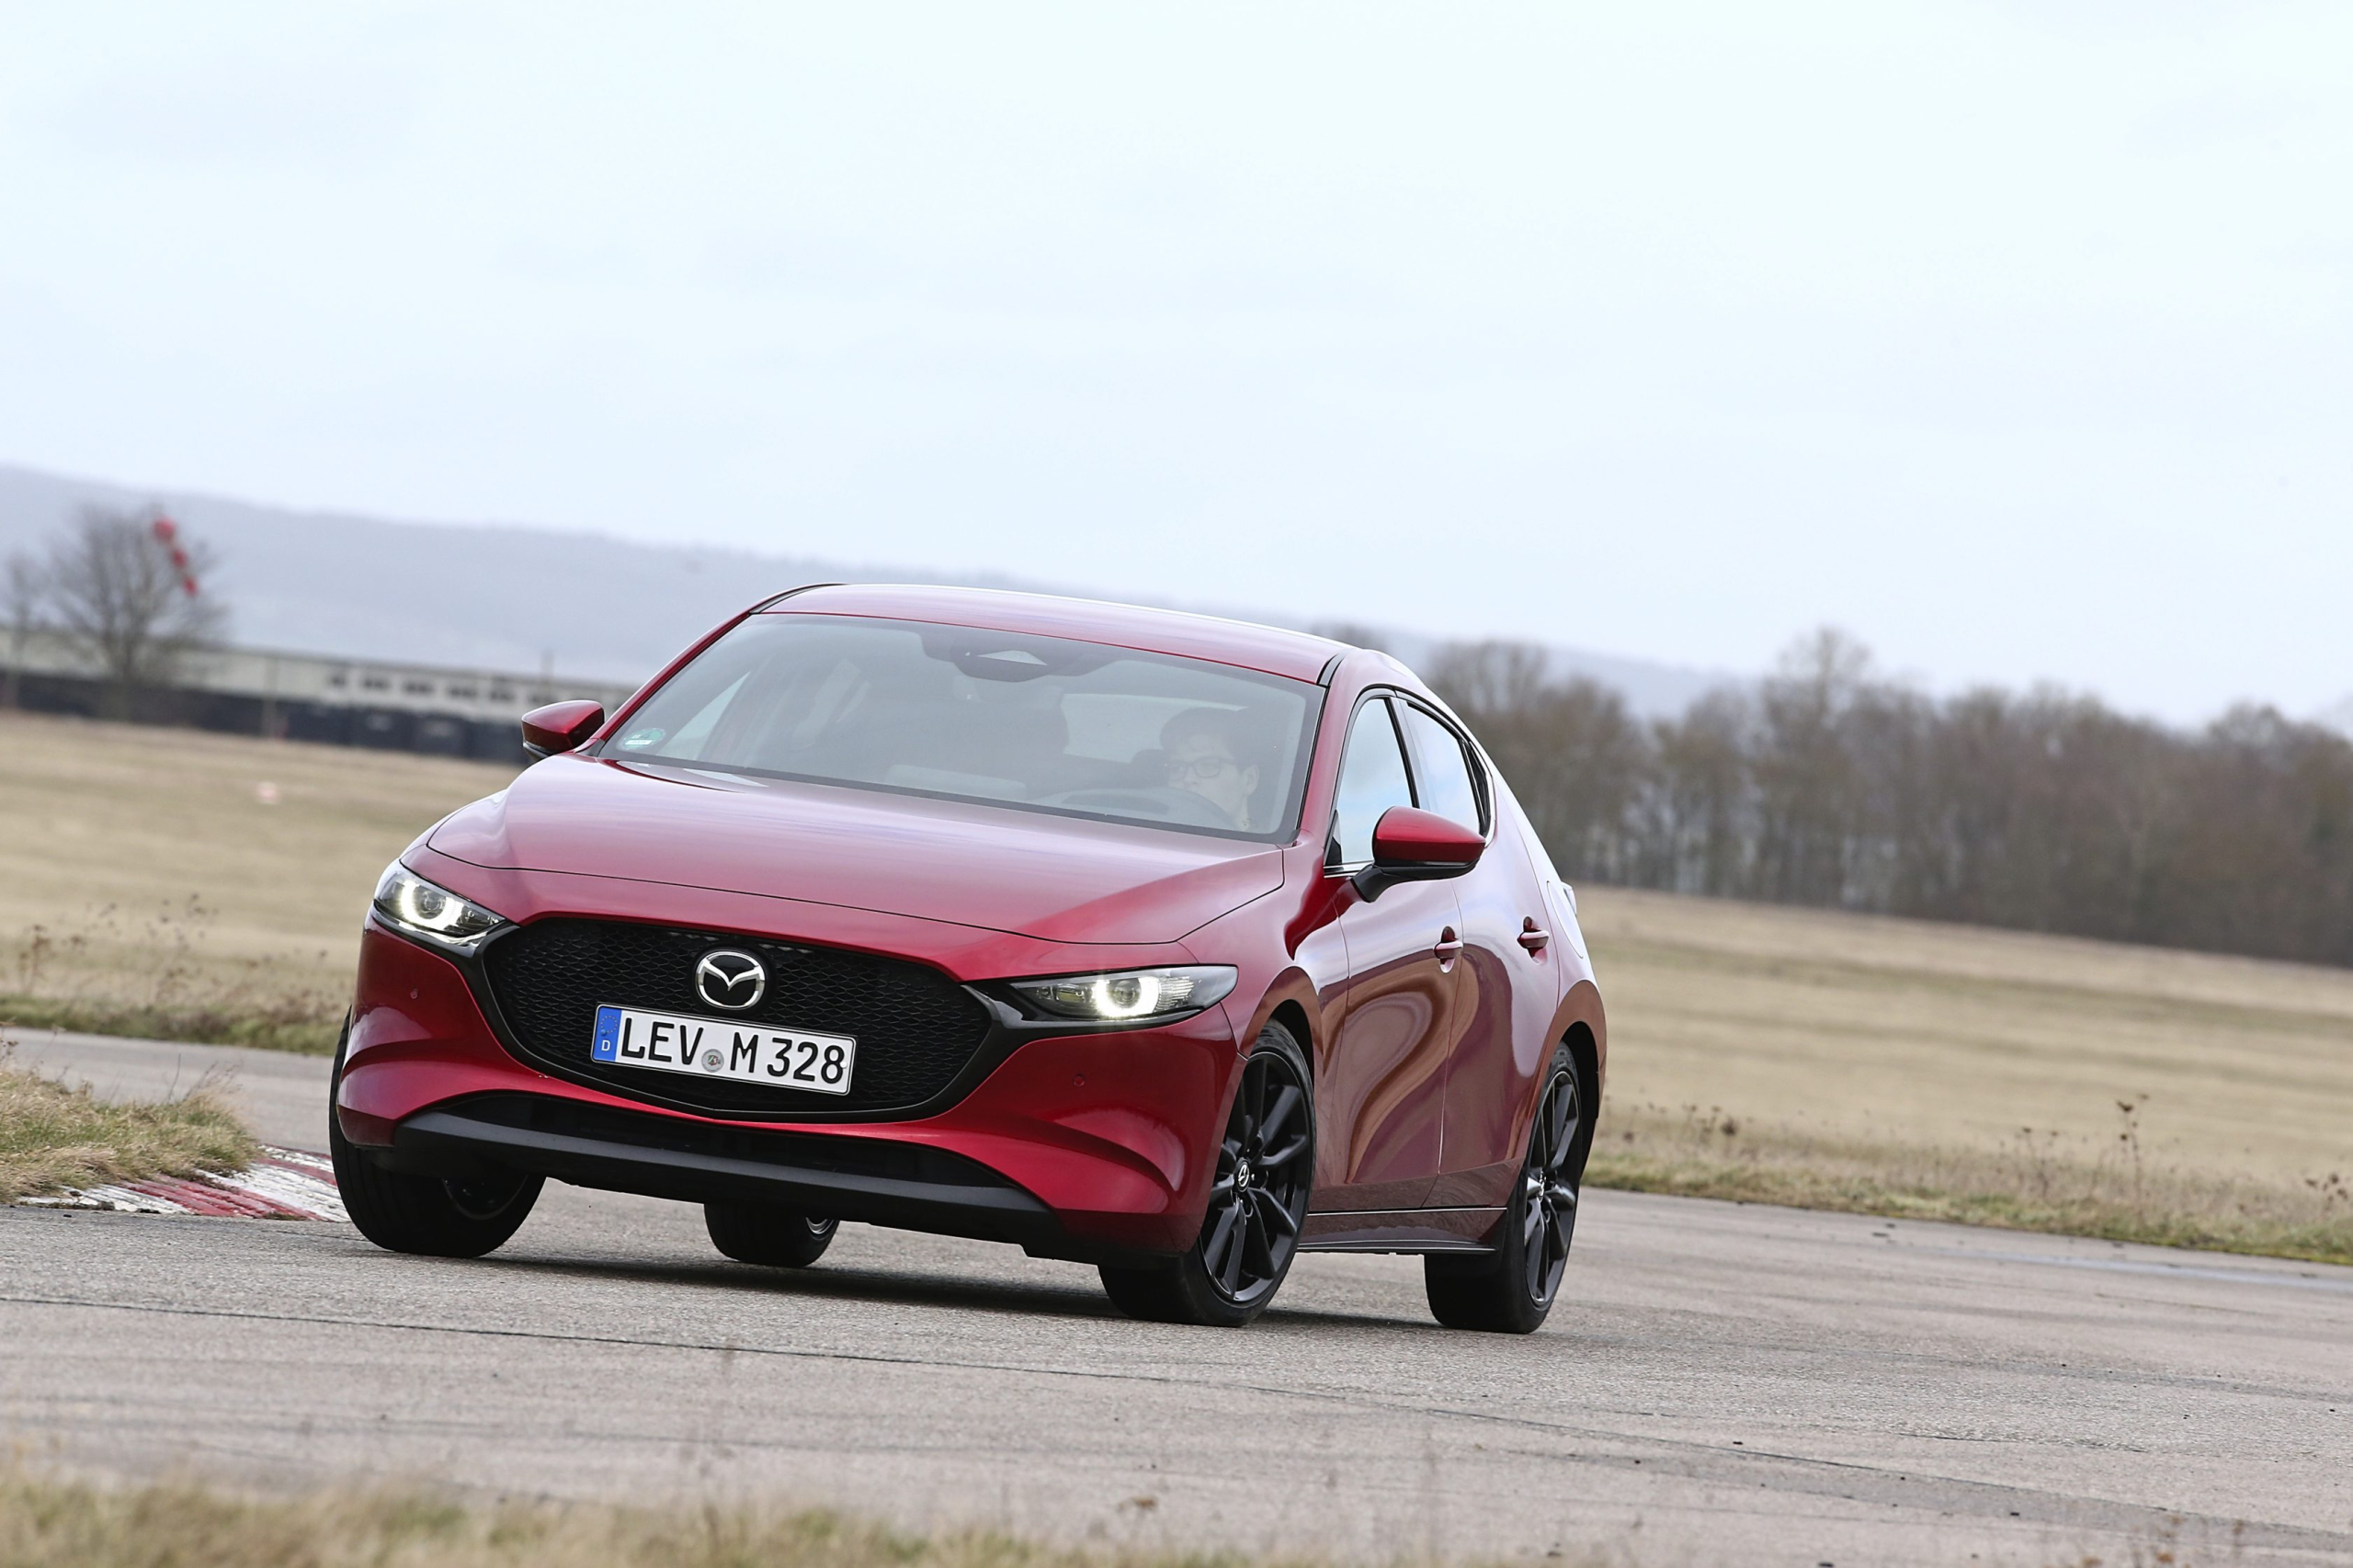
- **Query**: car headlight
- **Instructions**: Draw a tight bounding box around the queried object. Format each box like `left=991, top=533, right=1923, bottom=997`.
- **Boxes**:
left=371, top=861, right=506, bottom=950
left=1006, top=965, right=1237, bottom=1023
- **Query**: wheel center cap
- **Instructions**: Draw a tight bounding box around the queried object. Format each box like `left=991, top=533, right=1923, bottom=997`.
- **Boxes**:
left=1234, top=1159, right=1252, bottom=1188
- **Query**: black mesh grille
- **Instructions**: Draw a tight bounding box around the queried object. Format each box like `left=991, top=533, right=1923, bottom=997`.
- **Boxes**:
left=481, top=918, right=993, bottom=1118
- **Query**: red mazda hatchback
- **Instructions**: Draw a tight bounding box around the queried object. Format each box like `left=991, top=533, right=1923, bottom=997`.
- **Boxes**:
left=334, top=585, right=1605, bottom=1329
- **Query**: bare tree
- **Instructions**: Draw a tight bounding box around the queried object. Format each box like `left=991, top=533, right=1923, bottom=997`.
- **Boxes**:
left=1409, top=622, right=2353, bottom=968
left=4, top=551, right=44, bottom=709
left=43, top=507, right=228, bottom=718
left=1428, top=640, right=1645, bottom=881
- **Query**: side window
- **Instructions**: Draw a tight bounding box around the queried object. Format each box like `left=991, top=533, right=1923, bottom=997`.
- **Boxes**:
left=1328, top=697, right=1415, bottom=868
left=1398, top=703, right=1485, bottom=835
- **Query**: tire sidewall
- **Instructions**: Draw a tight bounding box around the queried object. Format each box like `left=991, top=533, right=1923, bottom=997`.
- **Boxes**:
left=330, top=1010, right=541, bottom=1257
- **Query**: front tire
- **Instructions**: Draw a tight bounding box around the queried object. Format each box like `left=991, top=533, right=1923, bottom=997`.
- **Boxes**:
left=706, top=1204, right=838, bottom=1267
left=1099, top=1020, right=1313, bottom=1327
left=328, top=1021, right=542, bottom=1258
left=1426, top=1043, right=1588, bottom=1334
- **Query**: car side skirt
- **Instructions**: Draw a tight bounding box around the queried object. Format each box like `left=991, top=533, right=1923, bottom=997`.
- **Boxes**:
left=1296, top=1206, right=1504, bottom=1254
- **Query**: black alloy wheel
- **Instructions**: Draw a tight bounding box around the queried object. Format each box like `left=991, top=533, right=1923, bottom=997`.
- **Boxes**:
left=1099, top=1020, right=1314, bottom=1326
left=328, top=1023, right=543, bottom=1258
left=706, top=1203, right=839, bottom=1267
left=1516, top=1056, right=1584, bottom=1302
left=1426, top=1043, right=1588, bottom=1334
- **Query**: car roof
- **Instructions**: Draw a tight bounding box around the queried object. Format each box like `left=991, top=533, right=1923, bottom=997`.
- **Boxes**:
left=763, top=584, right=1349, bottom=683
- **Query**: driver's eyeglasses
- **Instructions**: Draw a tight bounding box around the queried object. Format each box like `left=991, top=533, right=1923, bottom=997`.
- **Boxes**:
left=1165, top=755, right=1238, bottom=783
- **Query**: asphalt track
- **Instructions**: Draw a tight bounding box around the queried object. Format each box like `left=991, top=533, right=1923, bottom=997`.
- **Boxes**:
left=6, top=1032, right=2350, bottom=1566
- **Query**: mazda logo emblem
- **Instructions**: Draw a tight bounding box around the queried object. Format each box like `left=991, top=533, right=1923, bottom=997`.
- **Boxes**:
left=695, top=949, right=767, bottom=1011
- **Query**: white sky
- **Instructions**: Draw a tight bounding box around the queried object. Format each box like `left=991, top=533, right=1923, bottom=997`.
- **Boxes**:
left=3, top=3, right=2347, bottom=722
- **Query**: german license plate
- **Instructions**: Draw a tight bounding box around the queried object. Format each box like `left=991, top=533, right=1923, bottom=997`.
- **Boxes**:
left=590, top=1005, right=858, bottom=1096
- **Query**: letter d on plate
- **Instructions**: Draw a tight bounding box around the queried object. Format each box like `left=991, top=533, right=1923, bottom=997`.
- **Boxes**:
left=591, top=1005, right=624, bottom=1062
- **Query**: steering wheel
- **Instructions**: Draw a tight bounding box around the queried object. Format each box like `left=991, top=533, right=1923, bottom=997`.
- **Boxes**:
left=1038, top=785, right=1237, bottom=829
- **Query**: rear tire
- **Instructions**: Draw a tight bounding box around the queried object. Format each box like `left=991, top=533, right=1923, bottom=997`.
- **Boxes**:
left=1099, top=1020, right=1313, bottom=1327
left=705, top=1204, right=838, bottom=1267
left=1426, top=1043, right=1588, bottom=1334
left=328, top=1050, right=541, bottom=1259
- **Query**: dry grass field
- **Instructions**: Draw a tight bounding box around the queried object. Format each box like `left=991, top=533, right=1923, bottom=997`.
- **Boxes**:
left=3, top=707, right=2347, bottom=1257
left=0, top=708, right=514, bottom=1051
left=1578, top=885, right=2353, bottom=1186
left=1578, top=889, right=2353, bottom=1261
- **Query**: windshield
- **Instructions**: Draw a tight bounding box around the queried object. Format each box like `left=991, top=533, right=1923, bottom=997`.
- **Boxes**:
left=601, top=614, right=1323, bottom=841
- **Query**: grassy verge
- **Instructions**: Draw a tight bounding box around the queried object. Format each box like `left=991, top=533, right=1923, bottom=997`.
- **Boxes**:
left=0, top=1055, right=260, bottom=1202
left=4, top=899, right=347, bottom=1054
left=0, top=992, right=339, bottom=1055
left=1588, top=1100, right=2353, bottom=1267
left=0, top=1470, right=1557, bottom=1568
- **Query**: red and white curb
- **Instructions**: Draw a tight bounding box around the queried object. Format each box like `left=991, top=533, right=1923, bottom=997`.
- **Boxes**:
left=17, top=1147, right=346, bottom=1221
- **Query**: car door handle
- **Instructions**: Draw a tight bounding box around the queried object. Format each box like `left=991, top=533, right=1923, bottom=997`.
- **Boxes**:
left=1517, top=918, right=1550, bottom=956
left=1434, top=926, right=1464, bottom=970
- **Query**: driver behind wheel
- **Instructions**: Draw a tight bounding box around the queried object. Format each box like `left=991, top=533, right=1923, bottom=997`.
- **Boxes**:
left=1160, top=708, right=1267, bottom=831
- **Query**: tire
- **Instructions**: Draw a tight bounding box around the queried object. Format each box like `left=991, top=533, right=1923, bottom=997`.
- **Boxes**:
left=705, top=1203, right=838, bottom=1267
left=1099, top=1020, right=1313, bottom=1327
left=1426, top=1043, right=1588, bottom=1334
left=328, top=1021, right=543, bottom=1259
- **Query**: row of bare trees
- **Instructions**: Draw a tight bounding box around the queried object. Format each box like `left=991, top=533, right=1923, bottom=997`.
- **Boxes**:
left=1427, top=631, right=2353, bottom=969
left=4, top=508, right=226, bottom=716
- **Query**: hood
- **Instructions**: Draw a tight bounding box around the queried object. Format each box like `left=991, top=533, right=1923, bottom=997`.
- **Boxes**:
left=427, top=756, right=1285, bottom=946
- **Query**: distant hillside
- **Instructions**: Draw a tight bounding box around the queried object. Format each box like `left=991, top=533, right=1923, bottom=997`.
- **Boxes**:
left=0, top=462, right=1727, bottom=714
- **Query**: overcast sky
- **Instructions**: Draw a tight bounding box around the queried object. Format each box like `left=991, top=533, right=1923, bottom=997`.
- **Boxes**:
left=3, top=4, right=2347, bottom=722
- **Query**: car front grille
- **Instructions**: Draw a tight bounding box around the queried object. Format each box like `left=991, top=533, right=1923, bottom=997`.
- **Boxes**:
left=481, top=917, right=994, bottom=1118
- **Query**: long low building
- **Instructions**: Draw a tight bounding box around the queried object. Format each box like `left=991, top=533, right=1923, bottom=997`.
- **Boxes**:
left=0, top=627, right=641, bottom=762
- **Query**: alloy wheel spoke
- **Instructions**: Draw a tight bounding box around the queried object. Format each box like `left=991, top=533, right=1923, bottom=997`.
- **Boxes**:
left=1257, top=1131, right=1309, bottom=1169
left=1521, top=1196, right=1546, bottom=1250
left=1547, top=1123, right=1579, bottom=1179
left=1202, top=1199, right=1243, bottom=1276
left=1548, top=1180, right=1578, bottom=1210
left=1219, top=1209, right=1249, bottom=1292
left=1259, top=1191, right=1300, bottom=1238
left=1257, top=1085, right=1301, bottom=1148
left=1544, top=1080, right=1573, bottom=1168
left=1243, top=1204, right=1277, bottom=1278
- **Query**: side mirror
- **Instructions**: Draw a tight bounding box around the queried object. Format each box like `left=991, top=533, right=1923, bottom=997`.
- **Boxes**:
left=1352, top=805, right=1484, bottom=902
left=520, top=699, right=605, bottom=760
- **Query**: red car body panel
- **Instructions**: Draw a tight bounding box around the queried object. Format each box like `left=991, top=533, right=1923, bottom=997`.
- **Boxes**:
left=339, top=588, right=1606, bottom=1266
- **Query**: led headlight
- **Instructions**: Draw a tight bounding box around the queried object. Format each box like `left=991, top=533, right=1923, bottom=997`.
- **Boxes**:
left=371, top=860, right=506, bottom=950
left=1006, top=965, right=1237, bottom=1023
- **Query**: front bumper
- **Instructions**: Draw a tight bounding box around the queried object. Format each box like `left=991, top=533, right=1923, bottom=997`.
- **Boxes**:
left=337, top=922, right=1239, bottom=1258
left=380, top=1092, right=1081, bottom=1256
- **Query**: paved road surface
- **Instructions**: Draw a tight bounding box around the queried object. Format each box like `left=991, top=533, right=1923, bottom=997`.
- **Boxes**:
left=5, top=1029, right=2349, bottom=1565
